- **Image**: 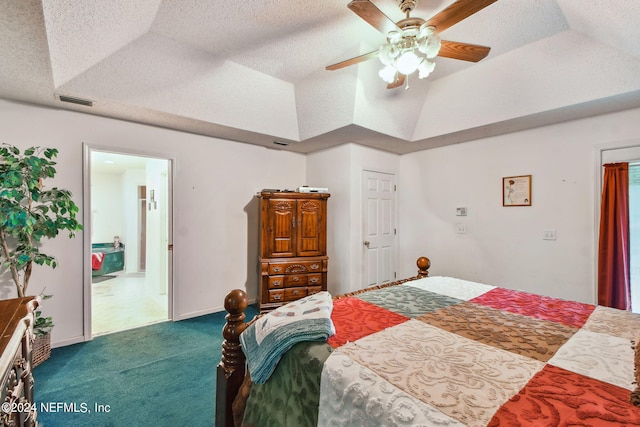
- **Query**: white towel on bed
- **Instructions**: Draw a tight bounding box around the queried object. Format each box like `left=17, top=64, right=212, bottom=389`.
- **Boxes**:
left=239, top=291, right=335, bottom=384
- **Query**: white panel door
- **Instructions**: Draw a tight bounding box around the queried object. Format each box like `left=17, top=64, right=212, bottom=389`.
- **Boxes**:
left=362, top=170, right=397, bottom=288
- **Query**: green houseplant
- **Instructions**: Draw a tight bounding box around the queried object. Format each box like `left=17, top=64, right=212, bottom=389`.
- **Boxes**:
left=0, top=144, right=82, bottom=354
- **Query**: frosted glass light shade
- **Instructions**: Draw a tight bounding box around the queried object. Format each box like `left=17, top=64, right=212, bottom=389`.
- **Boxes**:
left=379, top=43, right=399, bottom=66
left=418, top=35, right=441, bottom=58
left=396, top=51, right=422, bottom=75
left=418, top=60, right=436, bottom=79
left=379, top=64, right=397, bottom=83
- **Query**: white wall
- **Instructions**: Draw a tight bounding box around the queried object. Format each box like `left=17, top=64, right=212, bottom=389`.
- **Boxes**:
left=307, top=143, right=400, bottom=295
left=91, top=172, right=125, bottom=243
left=398, top=107, right=640, bottom=304
left=0, top=99, right=306, bottom=347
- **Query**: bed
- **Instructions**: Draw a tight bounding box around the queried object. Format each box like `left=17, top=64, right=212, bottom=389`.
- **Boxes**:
left=216, top=257, right=640, bottom=426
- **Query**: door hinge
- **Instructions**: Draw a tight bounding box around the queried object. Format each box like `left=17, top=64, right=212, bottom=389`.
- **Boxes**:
left=394, top=184, right=397, bottom=191
left=394, top=228, right=397, bottom=235
left=394, top=272, right=397, bottom=278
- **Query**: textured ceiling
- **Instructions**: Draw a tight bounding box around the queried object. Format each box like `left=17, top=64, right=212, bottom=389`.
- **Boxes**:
left=1, top=0, right=640, bottom=154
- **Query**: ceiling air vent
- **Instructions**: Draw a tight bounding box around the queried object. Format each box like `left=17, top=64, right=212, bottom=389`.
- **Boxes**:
left=273, top=140, right=290, bottom=147
left=57, top=95, right=93, bottom=107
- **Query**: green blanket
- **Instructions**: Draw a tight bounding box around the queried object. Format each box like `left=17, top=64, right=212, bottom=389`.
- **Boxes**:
left=242, top=341, right=332, bottom=427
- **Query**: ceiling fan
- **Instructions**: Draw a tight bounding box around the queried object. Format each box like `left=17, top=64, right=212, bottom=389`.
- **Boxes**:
left=326, top=0, right=497, bottom=89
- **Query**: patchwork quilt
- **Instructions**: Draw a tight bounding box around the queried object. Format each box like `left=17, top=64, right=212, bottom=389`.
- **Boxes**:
left=318, top=276, right=640, bottom=426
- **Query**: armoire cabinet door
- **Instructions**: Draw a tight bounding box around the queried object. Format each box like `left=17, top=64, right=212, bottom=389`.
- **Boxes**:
left=265, top=199, right=296, bottom=258
left=296, top=199, right=326, bottom=257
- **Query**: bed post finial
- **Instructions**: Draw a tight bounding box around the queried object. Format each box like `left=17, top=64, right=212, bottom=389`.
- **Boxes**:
left=417, top=256, right=431, bottom=278
left=216, top=289, right=249, bottom=427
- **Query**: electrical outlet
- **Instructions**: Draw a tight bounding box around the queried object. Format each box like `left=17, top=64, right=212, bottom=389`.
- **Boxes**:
left=456, top=223, right=467, bottom=234
left=543, top=229, right=557, bottom=240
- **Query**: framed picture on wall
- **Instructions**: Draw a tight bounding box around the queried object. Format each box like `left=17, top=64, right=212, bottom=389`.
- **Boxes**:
left=503, top=175, right=532, bottom=206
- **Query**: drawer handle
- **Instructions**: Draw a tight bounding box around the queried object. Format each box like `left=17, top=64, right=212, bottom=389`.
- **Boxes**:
left=273, top=294, right=282, bottom=300
left=293, top=276, right=299, bottom=282
left=292, top=290, right=299, bottom=296
left=310, top=278, right=318, bottom=284
left=272, top=280, right=281, bottom=287
left=310, top=264, right=319, bottom=270
left=273, top=267, right=282, bottom=272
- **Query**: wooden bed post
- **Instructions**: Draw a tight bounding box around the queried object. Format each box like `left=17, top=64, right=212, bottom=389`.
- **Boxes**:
left=417, top=256, right=431, bottom=278
left=216, top=289, right=249, bottom=427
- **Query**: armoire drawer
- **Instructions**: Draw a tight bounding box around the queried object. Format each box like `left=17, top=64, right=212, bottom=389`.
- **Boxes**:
left=284, top=287, right=307, bottom=301
left=307, top=273, right=322, bottom=286
left=268, top=276, right=285, bottom=289
left=268, top=289, right=285, bottom=303
left=268, top=260, right=323, bottom=275
left=268, top=288, right=310, bottom=303
left=284, top=274, right=307, bottom=287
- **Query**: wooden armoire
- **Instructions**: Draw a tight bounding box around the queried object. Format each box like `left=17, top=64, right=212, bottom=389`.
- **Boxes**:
left=258, top=191, right=330, bottom=312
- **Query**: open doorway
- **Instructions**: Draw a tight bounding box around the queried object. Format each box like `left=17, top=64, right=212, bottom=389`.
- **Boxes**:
left=87, top=149, right=172, bottom=336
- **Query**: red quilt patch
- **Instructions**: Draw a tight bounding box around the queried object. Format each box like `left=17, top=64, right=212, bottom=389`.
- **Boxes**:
left=471, top=287, right=595, bottom=328
left=328, top=297, right=409, bottom=348
left=490, top=364, right=640, bottom=426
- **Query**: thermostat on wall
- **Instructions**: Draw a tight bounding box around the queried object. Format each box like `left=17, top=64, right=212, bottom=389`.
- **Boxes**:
left=456, top=207, right=467, bottom=216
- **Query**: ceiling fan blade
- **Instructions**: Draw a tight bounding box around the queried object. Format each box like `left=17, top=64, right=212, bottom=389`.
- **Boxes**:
left=427, top=0, right=497, bottom=34
left=326, top=50, right=378, bottom=71
left=438, top=40, right=491, bottom=62
left=387, top=73, right=405, bottom=89
left=348, top=0, right=400, bottom=35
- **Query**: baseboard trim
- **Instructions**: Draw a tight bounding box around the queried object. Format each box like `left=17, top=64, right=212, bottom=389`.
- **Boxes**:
left=176, top=298, right=257, bottom=321
left=51, top=335, right=86, bottom=349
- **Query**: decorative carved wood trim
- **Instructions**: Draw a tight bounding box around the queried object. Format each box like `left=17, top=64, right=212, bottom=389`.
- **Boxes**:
left=299, top=201, right=319, bottom=211
left=285, top=264, right=307, bottom=273
left=273, top=201, right=292, bottom=210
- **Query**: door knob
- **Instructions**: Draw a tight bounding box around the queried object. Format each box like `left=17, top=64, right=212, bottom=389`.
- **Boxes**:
left=363, top=240, right=370, bottom=247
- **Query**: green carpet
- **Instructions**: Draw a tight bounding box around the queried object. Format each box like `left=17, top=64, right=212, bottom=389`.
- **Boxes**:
left=34, top=305, right=258, bottom=427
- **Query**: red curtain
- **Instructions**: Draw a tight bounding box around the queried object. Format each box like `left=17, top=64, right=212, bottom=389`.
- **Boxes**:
left=597, top=162, right=630, bottom=310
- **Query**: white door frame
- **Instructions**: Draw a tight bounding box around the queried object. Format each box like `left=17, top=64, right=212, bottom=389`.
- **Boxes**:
left=82, top=143, right=175, bottom=341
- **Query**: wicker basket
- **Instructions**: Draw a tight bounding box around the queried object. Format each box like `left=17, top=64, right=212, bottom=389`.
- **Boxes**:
left=33, top=333, right=51, bottom=367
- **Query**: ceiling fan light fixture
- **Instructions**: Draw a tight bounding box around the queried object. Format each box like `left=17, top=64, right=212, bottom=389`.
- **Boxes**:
left=377, top=23, right=441, bottom=85
left=329, top=0, right=495, bottom=89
